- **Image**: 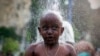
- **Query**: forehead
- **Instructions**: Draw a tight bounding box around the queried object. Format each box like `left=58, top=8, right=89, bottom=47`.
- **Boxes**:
left=40, top=13, right=62, bottom=26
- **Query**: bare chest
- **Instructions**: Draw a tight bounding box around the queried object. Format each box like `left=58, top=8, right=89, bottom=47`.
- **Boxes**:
left=33, top=47, right=71, bottom=56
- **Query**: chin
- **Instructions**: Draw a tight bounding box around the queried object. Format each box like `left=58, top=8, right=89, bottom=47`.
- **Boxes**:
left=47, top=41, right=57, bottom=45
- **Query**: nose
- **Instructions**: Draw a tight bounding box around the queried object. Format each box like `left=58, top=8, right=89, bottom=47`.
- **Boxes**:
left=47, top=28, right=53, bottom=35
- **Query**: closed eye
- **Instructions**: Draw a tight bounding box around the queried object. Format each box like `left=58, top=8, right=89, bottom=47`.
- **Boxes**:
left=42, top=26, right=48, bottom=30
left=52, top=25, right=59, bottom=30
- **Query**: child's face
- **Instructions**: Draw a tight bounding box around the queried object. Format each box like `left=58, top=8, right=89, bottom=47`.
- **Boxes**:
left=38, top=14, right=64, bottom=45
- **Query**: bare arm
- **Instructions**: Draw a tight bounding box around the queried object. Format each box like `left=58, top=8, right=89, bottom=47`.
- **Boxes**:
left=25, top=50, right=32, bottom=56
left=25, top=44, right=37, bottom=56
left=67, top=44, right=77, bottom=56
left=25, top=46, right=34, bottom=56
left=70, top=46, right=77, bottom=56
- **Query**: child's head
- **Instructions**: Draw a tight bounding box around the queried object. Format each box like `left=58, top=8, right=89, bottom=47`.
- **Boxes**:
left=75, top=40, right=95, bottom=56
left=38, top=10, right=64, bottom=45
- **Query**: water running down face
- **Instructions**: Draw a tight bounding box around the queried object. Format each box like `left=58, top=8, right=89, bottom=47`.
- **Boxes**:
left=38, top=12, right=64, bottom=46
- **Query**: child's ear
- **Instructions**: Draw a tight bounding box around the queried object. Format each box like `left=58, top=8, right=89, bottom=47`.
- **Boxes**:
left=60, top=27, right=64, bottom=35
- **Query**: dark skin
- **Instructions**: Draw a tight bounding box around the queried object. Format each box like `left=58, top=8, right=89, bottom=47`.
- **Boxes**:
left=25, top=13, right=76, bottom=56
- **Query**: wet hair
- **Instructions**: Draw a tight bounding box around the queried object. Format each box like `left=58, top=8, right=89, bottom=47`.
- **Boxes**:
left=39, top=10, right=63, bottom=27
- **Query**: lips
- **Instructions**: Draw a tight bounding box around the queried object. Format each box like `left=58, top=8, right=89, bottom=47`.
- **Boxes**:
left=47, top=39, right=53, bottom=41
left=46, top=36, right=54, bottom=41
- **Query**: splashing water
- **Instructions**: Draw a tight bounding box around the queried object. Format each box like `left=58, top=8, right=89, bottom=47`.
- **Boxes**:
left=35, top=0, right=75, bottom=44
left=46, top=0, right=60, bottom=11
left=60, top=21, right=75, bottom=43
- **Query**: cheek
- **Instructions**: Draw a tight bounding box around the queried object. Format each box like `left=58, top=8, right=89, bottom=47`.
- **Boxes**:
left=54, top=30, right=62, bottom=35
left=41, top=31, right=46, bottom=34
left=53, top=31, right=60, bottom=38
left=41, top=31, right=47, bottom=36
left=59, top=29, right=63, bottom=35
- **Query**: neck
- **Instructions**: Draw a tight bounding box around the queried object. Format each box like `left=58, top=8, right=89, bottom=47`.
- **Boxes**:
left=44, top=42, right=59, bottom=49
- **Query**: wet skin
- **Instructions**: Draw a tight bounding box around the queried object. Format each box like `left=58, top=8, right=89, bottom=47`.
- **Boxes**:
left=39, top=13, right=63, bottom=47
left=25, top=42, right=76, bottom=56
left=25, top=13, right=76, bottom=56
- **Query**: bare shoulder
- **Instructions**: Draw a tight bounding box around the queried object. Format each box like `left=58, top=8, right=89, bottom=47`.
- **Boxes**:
left=25, top=42, right=43, bottom=56
left=65, top=44, right=74, bottom=50
left=27, top=42, right=43, bottom=50
left=27, top=43, right=37, bottom=51
left=65, top=43, right=77, bottom=56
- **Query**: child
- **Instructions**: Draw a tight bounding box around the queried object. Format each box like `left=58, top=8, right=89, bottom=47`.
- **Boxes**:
left=25, top=11, right=76, bottom=56
left=75, top=40, right=95, bottom=56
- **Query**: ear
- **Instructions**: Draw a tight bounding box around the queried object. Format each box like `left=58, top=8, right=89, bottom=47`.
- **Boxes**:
left=60, top=27, right=64, bottom=35
left=38, top=27, right=42, bottom=35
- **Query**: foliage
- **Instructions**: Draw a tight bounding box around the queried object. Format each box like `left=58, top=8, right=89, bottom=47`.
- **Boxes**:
left=26, top=30, right=31, bottom=42
left=2, top=38, right=19, bottom=53
left=72, top=25, right=81, bottom=42
left=27, top=0, right=43, bottom=42
left=0, top=27, right=21, bottom=42
left=31, top=0, right=40, bottom=14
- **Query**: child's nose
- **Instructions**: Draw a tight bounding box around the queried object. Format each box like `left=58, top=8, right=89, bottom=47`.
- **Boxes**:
left=47, top=29, right=53, bottom=35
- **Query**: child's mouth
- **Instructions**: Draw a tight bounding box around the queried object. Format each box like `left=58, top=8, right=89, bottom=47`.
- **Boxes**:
left=47, top=37, right=54, bottom=40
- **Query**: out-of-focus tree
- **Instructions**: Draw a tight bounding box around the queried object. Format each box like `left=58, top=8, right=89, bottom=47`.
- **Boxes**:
left=2, top=38, right=19, bottom=54
left=27, top=0, right=45, bottom=42
left=27, top=0, right=39, bottom=42
left=0, top=27, right=21, bottom=42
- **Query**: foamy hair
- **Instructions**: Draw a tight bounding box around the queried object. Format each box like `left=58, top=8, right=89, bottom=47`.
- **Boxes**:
left=39, top=10, right=63, bottom=26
